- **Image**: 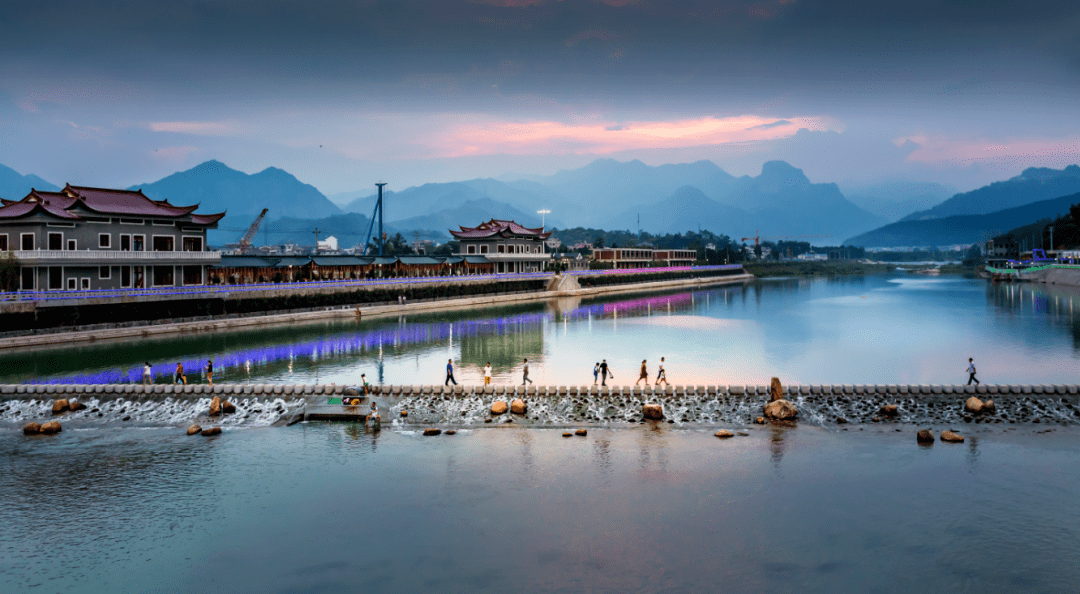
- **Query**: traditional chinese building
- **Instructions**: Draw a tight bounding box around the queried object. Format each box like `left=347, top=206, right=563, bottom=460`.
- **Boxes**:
left=449, top=219, right=551, bottom=274
left=0, top=185, right=223, bottom=290
left=591, top=248, right=697, bottom=269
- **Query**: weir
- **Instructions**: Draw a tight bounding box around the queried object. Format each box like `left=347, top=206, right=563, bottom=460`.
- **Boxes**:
left=3, top=383, right=1079, bottom=429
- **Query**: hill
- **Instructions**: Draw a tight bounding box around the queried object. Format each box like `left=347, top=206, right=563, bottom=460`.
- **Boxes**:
left=842, top=180, right=956, bottom=222
left=0, top=164, right=60, bottom=201
left=900, top=164, right=1080, bottom=221
left=391, top=198, right=564, bottom=237
left=612, top=185, right=751, bottom=236
left=844, top=192, right=1080, bottom=248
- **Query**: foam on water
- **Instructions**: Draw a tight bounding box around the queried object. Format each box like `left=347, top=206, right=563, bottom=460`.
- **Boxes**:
left=0, top=396, right=305, bottom=428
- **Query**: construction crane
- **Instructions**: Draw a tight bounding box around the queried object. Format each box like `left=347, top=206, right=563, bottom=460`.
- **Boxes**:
left=361, top=183, right=388, bottom=256
left=237, top=208, right=268, bottom=254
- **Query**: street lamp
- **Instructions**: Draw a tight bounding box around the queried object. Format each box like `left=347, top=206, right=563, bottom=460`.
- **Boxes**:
left=537, top=209, right=551, bottom=258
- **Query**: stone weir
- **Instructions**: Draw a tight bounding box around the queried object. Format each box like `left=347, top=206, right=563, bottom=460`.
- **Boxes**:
left=2, top=383, right=1079, bottom=428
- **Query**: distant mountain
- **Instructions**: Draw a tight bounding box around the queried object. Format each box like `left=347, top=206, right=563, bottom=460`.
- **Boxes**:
left=129, top=161, right=343, bottom=240
left=391, top=197, right=564, bottom=236
left=326, top=189, right=371, bottom=207
left=611, top=185, right=751, bottom=235
left=845, top=192, right=1080, bottom=248
left=0, top=164, right=60, bottom=201
left=842, top=180, right=957, bottom=222
left=900, top=165, right=1080, bottom=221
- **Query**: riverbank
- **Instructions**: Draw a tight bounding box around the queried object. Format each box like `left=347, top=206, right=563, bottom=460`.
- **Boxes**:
left=743, top=261, right=895, bottom=277
left=0, top=271, right=752, bottom=350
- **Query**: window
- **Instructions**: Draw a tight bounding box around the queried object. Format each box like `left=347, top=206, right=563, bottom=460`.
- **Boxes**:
left=480, top=245, right=488, bottom=254
left=99, top=234, right=111, bottom=248
left=182, top=236, right=203, bottom=251
left=121, top=266, right=131, bottom=288
left=133, top=235, right=145, bottom=251
left=48, top=233, right=63, bottom=250
left=467, top=245, right=476, bottom=254
left=133, top=266, right=145, bottom=288
left=0, top=234, right=6, bottom=251
left=21, top=233, right=35, bottom=250
left=183, top=265, right=203, bottom=285
left=152, top=220, right=174, bottom=227
left=99, top=266, right=111, bottom=280
left=80, top=278, right=90, bottom=290
left=498, top=244, right=505, bottom=253
left=66, top=277, right=76, bottom=290
left=119, top=218, right=144, bottom=225
left=120, top=235, right=131, bottom=251
left=153, top=265, right=174, bottom=286
left=152, top=236, right=174, bottom=251
left=21, top=267, right=34, bottom=290
left=67, top=239, right=77, bottom=251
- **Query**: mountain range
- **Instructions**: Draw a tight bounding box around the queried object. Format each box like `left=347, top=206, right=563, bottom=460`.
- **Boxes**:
left=0, top=164, right=61, bottom=201
left=899, top=165, right=1080, bottom=221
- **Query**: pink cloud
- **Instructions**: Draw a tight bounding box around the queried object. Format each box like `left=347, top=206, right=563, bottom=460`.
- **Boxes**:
left=900, top=135, right=1080, bottom=168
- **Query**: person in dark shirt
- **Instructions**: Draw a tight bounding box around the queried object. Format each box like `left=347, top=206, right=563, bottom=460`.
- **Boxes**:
left=599, top=359, right=613, bottom=386
left=205, top=359, right=214, bottom=385
left=445, top=359, right=458, bottom=386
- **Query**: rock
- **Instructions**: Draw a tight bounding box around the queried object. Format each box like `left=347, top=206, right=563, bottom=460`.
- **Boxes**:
left=769, top=377, right=784, bottom=402
left=490, top=400, right=508, bottom=415
left=400, top=410, right=409, bottom=417
left=209, top=396, right=222, bottom=416
left=187, top=424, right=202, bottom=436
left=52, top=399, right=69, bottom=415
left=484, top=418, right=492, bottom=423
left=510, top=399, right=527, bottom=415
left=562, top=432, right=573, bottom=437
left=940, top=430, right=964, bottom=443
left=201, top=427, right=222, bottom=436
left=423, top=428, right=442, bottom=436
left=445, top=430, right=456, bottom=435
left=880, top=404, right=899, bottom=417
left=714, top=430, right=735, bottom=438
left=754, top=416, right=766, bottom=424
left=965, top=396, right=984, bottom=414
left=763, top=399, right=798, bottom=421
left=345, top=388, right=359, bottom=396
left=983, top=399, right=996, bottom=413
left=575, top=429, right=587, bottom=436
left=69, top=401, right=87, bottom=412
left=642, top=404, right=664, bottom=420
left=917, top=429, right=935, bottom=443
left=39, top=421, right=62, bottom=434
left=221, top=400, right=236, bottom=414
left=836, top=417, right=848, bottom=424
left=22, top=422, right=41, bottom=435
left=122, top=416, right=131, bottom=422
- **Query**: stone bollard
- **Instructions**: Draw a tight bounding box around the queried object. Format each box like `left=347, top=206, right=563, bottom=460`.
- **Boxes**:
left=769, top=378, right=783, bottom=402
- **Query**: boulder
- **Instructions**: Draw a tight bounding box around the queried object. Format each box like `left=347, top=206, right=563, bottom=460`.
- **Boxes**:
left=345, top=388, right=360, bottom=397
left=562, top=432, right=573, bottom=437
left=880, top=404, right=899, bottom=417
left=186, top=424, right=202, bottom=436
left=764, top=399, right=798, bottom=421
left=714, top=430, right=735, bottom=438
left=964, top=397, right=984, bottom=414
left=39, top=421, right=62, bottom=434
left=769, top=377, right=784, bottom=402
left=221, top=400, right=236, bottom=414
left=400, top=410, right=409, bottom=417
left=940, top=430, right=964, bottom=443
left=642, top=404, right=664, bottom=420
left=575, top=429, right=588, bottom=436
left=836, top=417, right=849, bottom=424
left=209, top=396, right=222, bottom=416
left=423, top=428, right=442, bottom=436
left=754, top=416, right=766, bottom=425
left=51, top=399, right=69, bottom=415
left=917, top=429, right=935, bottom=443
left=22, top=422, right=41, bottom=435
left=983, top=399, right=996, bottom=413
left=490, top=400, right=508, bottom=415
left=201, top=427, right=222, bottom=436
left=445, top=430, right=457, bottom=435
left=510, top=399, right=527, bottom=415
left=69, top=401, right=87, bottom=412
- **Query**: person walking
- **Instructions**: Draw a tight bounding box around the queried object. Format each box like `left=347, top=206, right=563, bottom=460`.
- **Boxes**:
left=143, top=362, right=152, bottom=385
left=484, top=363, right=492, bottom=386
left=654, top=357, right=668, bottom=387
left=361, top=373, right=371, bottom=395
left=522, top=358, right=534, bottom=385
left=599, top=359, right=613, bottom=386
left=593, top=362, right=600, bottom=385
left=174, top=362, right=187, bottom=386
left=445, top=359, right=458, bottom=386
left=636, top=360, right=649, bottom=386
left=205, top=359, right=214, bottom=385
left=967, top=357, right=980, bottom=385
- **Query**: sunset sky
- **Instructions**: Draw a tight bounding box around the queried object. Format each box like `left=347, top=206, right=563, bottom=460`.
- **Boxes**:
left=2, top=0, right=1079, bottom=194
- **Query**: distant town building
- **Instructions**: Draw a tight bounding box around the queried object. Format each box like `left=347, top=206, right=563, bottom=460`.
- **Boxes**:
left=551, top=252, right=589, bottom=271
left=0, top=185, right=222, bottom=290
left=796, top=251, right=828, bottom=261
left=316, top=235, right=339, bottom=252
left=449, top=219, right=550, bottom=274
left=544, top=236, right=562, bottom=251
left=592, top=248, right=696, bottom=269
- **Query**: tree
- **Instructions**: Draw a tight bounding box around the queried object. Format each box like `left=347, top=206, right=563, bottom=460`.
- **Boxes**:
left=593, top=236, right=604, bottom=249
left=0, top=252, right=19, bottom=291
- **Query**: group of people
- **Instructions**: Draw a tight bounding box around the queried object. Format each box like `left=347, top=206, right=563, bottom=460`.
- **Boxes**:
left=440, top=356, right=672, bottom=387
left=142, top=360, right=215, bottom=385
left=445, top=358, right=536, bottom=387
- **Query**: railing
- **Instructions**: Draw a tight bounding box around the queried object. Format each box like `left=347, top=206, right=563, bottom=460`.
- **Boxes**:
left=9, top=250, right=221, bottom=261
left=469, top=253, right=551, bottom=261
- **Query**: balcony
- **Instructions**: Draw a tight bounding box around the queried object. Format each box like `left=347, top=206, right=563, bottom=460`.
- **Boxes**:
left=5, top=250, right=222, bottom=264
left=465, top=252, right=552, bottom=262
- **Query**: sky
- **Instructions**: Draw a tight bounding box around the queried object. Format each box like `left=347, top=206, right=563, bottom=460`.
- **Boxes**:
left=2, top=0, right=1080, bottom=196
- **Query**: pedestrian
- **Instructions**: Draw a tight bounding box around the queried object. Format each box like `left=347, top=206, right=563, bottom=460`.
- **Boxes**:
left=484, top=362, right=492, bottom=386
left=366, top=401, right=380, bottom=429
left=205, top=359, right=214, bottom=385
left=361, top=373, right=370, bottom=395
left=522, top=358, right=534, bottom=385
left=175, top=362, right=187, bottom=385
left=143, top=362, right=152, bottom=385
left=636, top=360, right=649, bottom=386
left=967, top=357, right=980, bottom=385
left=593, top=362, right=600, bottom=385
left=445, top=359, right=458, bottom=386
left=655, top=357, right=668, bottom=387
left=599, top=359, right=613, bottom=386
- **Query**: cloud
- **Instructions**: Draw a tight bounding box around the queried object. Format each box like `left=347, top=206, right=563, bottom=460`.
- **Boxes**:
left=746, top=119, right=791, bottom=131
left=147, top=121, right=238, bottom=136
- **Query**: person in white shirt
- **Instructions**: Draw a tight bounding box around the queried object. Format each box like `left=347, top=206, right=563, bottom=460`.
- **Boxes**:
left=143, top=362, right=152, bottom=385
left=966, top=358, right=980, bottom=385
left=483, top=363, right=492, bottom=386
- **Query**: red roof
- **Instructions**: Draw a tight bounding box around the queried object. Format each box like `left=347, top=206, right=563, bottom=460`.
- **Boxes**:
left=0, top=185, right=224, bottom=225
left=449, top=219, right=551, bottom=240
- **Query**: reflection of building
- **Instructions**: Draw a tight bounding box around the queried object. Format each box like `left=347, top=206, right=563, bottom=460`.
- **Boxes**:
left=450, top=219, right=550, bottom=274
left=0, top=184, right=222, bottom=290
left=592, top=248, right=696, bottom=269
left=458, top=323, right=545, bottom=372
left=209, top=254, right=493, bottom=284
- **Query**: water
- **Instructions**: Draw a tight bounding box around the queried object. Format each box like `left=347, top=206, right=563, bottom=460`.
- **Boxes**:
left=2, top=424, right=1078, bottom=593
left=4, top=275, right=1080, bottom=387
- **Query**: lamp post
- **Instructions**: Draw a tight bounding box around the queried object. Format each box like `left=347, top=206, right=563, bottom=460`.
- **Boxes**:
left=537, top=209, right=551, bottom=258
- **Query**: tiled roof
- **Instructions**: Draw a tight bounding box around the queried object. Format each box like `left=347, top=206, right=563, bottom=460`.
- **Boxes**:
left=449, top=219, right=551, bottom=240
left=0, top=198, right=81, bottom=220
left=0, top=185, right=225, bottom=225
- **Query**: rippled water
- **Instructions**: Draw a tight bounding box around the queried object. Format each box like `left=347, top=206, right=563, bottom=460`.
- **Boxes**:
left=2, top=424, right=1078, bottom=593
